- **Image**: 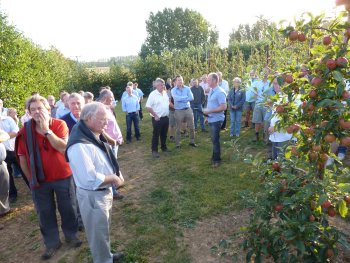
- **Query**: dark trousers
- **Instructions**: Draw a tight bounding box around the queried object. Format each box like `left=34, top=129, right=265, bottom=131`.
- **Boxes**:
left=139, top=102, right=143, bottom=120
left=209, top=121, right=223, bottom=163
left=126, top=112, right=141, bottom=141
left=151, top=116, right=169, bottom=152
left=6, top=150, right=29, bottom=198
left=31, top=176, right=78, bottom=248
left=221, top=109, right=227, bottom=129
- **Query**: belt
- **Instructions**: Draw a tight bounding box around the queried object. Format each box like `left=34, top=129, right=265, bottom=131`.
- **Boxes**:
left=128, top=112, right=136, bottom=114
left=79, top=187, right=108, bottom=191
left=177, top=107, right=189, bottom=110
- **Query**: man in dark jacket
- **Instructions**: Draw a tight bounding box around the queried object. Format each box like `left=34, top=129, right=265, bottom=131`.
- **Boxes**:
left=190, top=79, right=206, bottom=132
left=228, top=77, right=246, bottom=137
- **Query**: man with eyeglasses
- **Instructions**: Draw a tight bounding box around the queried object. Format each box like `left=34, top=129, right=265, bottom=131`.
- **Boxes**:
left=15, top=94, right=81, bottom=260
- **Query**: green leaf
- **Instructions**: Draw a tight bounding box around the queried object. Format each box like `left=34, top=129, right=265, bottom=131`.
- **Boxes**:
left=338, top=183, right=350, bottom=192
left=333, top=71, right=345, bottom=82
left=338, top=199, right=348, bottom=218
left=295, top=239, right=305, bottom=254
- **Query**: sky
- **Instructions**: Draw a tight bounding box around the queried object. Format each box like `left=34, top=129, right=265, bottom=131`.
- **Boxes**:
left=0, top=0, right=341, bottom=61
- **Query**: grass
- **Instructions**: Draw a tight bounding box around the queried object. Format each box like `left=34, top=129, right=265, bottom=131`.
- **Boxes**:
left=107, top=101, right=266, bottom=263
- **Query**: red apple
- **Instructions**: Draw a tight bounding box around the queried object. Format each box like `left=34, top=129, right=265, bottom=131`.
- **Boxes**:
left=336, top=0, right=346, bottom=5
left=345, top=28, right=350, bottom=38
left=289, top=31, right=298, bottom=41
left=322, top=200, right=332, bottom=209
left=311, top=77, right=322, bottom=87
left=272, top=162, right=281, bottom=171
left=326, top=59, right=337, bottom=70
left=276, top=105, right=285, bottom=114
left=342, top=91, right=350, bottom=100
left=340, top=136, right=350, bottom=146
left=298, top=32, right=306, bottom=42
left=327, top=207, right=336, bottom=217
left=323, top=35, right=332, bottom=45
left=312, top=145, right=322, bottom=152
left=326, top=248, right=334, bottom=258
left=324, top=134, right=336, bottom=143
left=336, top=57, right=348, bottom=68
left=344, top=196, right=350, bottom=205
left=285, top=74, right=293, bottom=84
left=274, top=203, right=283, bottom=212
left=309, top=89, right=317, bottom=98
left=309, top=215, right=315, bottom=221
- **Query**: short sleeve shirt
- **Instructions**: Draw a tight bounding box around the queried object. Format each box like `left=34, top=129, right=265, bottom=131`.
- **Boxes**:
left=17, top=119, right=72, bottom=182
left=207, top=86, right=227, bottom=123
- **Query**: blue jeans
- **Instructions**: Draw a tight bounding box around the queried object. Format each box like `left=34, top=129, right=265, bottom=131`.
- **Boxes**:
left=229, top=110, right=243, bottom=136
left=191, top=104, right=205, bottom=130
left=31, top=177, right=78, bottom=248
left=272, top=141, right=289, bottom=160
left=126, top=112, right=140, bottom=141
left=209, top=121, right=223, bottom=163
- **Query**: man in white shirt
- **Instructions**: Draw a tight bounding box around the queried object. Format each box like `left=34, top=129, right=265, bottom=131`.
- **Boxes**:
left=66, top=102, right=125, bottom=263
left=0, top=115, right=22, bottom=203
left=146, top=78, right=170, bottom=158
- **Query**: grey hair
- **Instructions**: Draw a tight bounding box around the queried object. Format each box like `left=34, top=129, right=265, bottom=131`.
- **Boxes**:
left=69, top=92, right=84, bottom=102
left=154, top=78, right=165, bottom=85
left=233, top=77, right=242, bottom=83
left=80, top=102, right=106, bottom=121
left=99, top=89, right=114, bottom=101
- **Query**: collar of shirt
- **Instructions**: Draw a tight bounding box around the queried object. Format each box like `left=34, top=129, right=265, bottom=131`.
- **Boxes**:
left=70, top=112, right=78, bottom=122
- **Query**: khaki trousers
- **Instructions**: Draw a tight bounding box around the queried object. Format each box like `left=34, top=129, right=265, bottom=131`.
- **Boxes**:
left=174, top=108, right=195, bottom=146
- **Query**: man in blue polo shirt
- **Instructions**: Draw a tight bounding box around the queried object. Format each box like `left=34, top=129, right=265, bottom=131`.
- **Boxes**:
left=171, top=75, right=197, bottom=148
left=122, top=85, right=140, bottom=144
left=204, top=73, right=227, bottom=168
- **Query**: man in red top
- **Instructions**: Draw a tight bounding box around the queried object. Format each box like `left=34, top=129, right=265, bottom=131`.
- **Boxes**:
left=15, top=94, right=81, bottom=260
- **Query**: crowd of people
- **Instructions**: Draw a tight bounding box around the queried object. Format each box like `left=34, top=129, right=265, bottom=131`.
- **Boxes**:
left=0, top=68, right=347, bottom=262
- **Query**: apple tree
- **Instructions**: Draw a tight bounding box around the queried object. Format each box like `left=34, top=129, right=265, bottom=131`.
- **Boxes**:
left=242, top=8, right=350, bottom=262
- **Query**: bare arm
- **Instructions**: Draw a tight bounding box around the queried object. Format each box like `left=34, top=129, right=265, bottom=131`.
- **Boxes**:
left=19, top=155, right=30, bottom=181
left=146, top=107, right=159, bottom=121
left=102, top=131, right=116, bottom=146
left=204, top=103, right=227, bottom=114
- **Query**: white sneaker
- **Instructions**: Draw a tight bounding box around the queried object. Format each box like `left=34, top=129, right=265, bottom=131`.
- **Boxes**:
left=338, top=153, right=345, bottom=161
left=326, top=157, right=334, bottom=167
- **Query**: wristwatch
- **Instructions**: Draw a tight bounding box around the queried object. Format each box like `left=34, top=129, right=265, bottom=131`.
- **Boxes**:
left=44, top=130, right=53, bottom=136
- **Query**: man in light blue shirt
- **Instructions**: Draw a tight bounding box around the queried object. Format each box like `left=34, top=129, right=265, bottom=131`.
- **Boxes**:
left=217, top=72, right=229, bottom=130
left=252, top=73, right=273, bottom=142
left=133, top=82, right=145, bottom=120
left=244, top=70, right=259, bottom=128
left=122, top=86, right=140, bottom=143
left=171, top=75, right=197, bottom=148
left=203, top=73, right=227, bottom=168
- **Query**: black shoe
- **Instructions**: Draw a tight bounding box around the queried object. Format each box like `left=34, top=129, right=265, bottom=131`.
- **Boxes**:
left=41, top=242, right=62, bottom=260
left=162, top=148, right=171, bottom=153
left=126, top=140, right=131, bottom=144
left=152, top=151, right=160, bottom=158
left=66, top=238, right=82, bottom=248
left=189, top=143, right=198, bottom=147
left=176, top=145, right=181, bottom=149
left=136, top=138, right=140, bottom=141
left=113, top=252, right=125, bottom=262
left=113, top=192, right=124, bottom=200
